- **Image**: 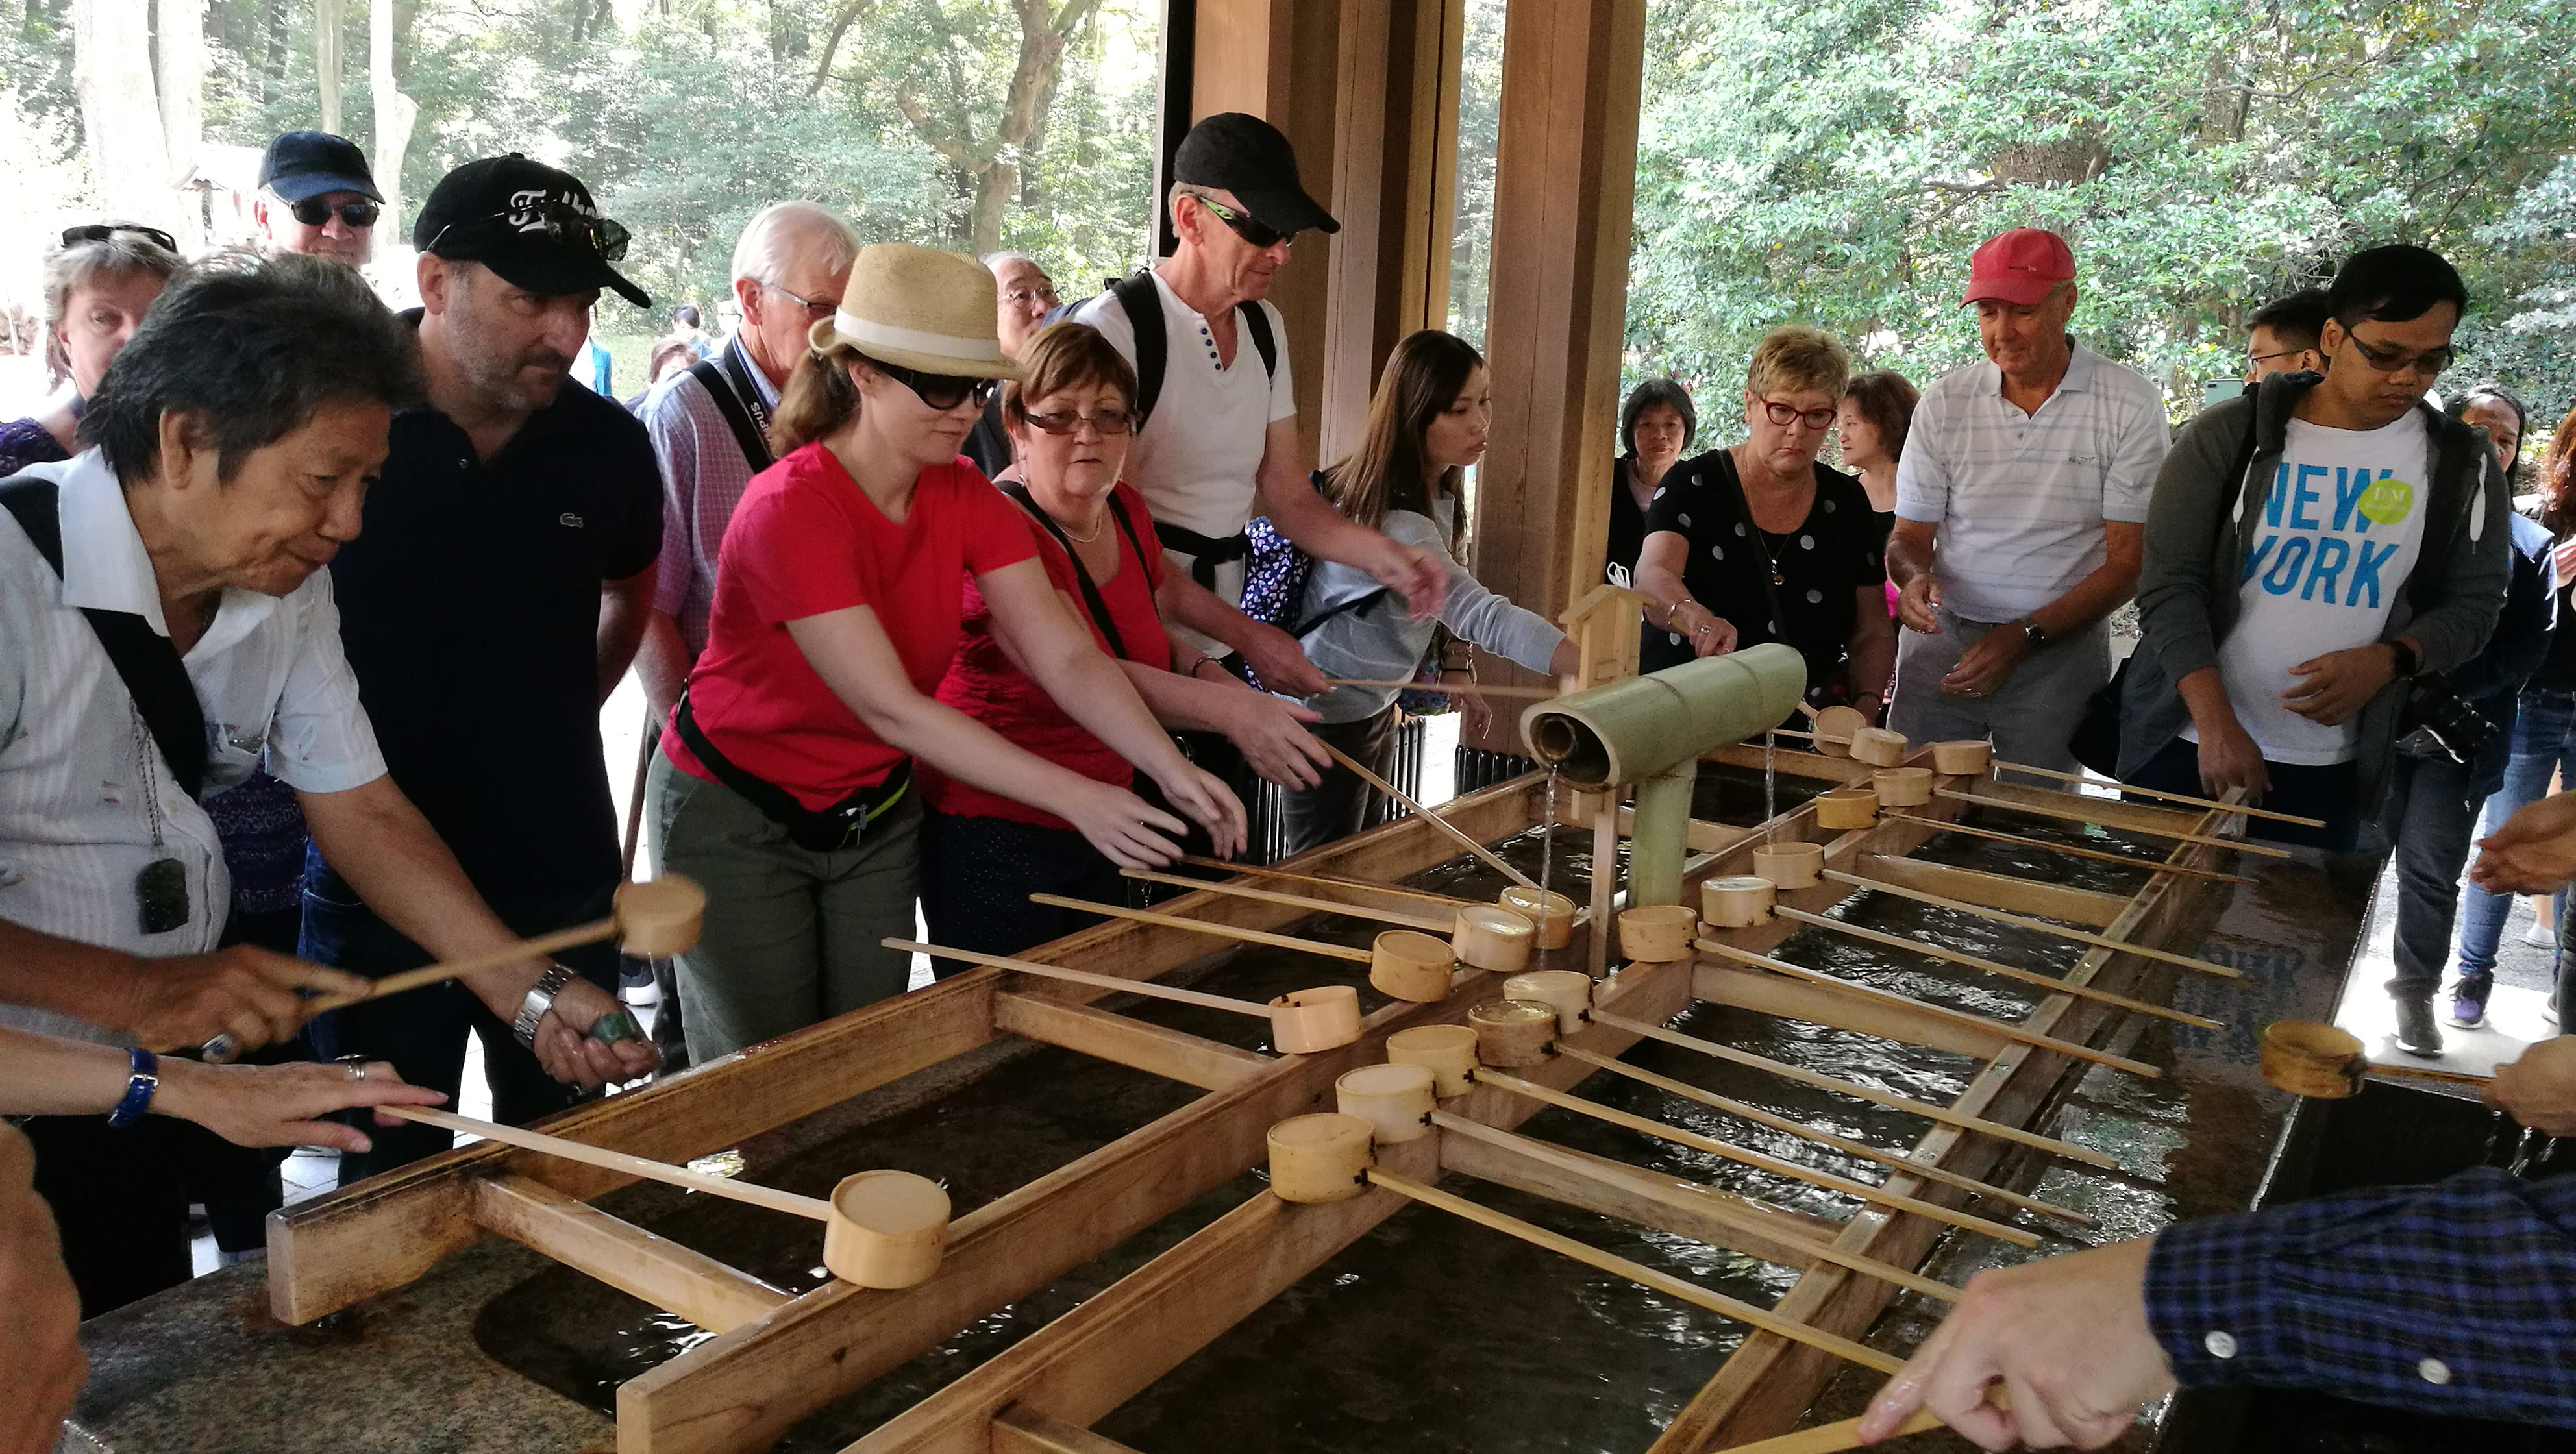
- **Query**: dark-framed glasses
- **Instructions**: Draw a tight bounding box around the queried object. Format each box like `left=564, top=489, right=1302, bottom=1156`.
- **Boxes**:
left=61, top=223, right=178, bottom=253
left=2346, top=336, right=2458, bottom=380
left=869, top=356, right=998, bottom=412
left=1023, top=406, right=1135, bottom=437
left=1756, top=395, right=1838, bottom=430
left=428, top=200, right=631, bottom=262
left=289, top=198, right=382, bottom=229
left=1192, top=196, right=1296, bottom=250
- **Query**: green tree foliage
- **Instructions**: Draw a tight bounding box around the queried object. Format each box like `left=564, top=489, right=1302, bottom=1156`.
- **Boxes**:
left=1626, top=0, right=2576, bottom=418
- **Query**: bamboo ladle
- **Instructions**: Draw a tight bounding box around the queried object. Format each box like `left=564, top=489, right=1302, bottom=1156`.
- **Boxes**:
left=1119, top=868, right=1457, bottom=932
left=1119, top=869, right=1539, bottom=973
left=1979, top=758, right=2329, bottom=828
left=1937, top=786, right=2294, bottom=858
left=888, top=938, right=1364, bottom=1053
left=1175, top=855, right=1479, bottom=909
left=1321, top=678, right=1563, bottom=699
left=318, top=875, right=709, bottom=1011
left=1882, top=810, right=2257, bottom=885
left=1313, top=739, right=1540, bottom=890
left=377, top=1105, right=949, bottom=1287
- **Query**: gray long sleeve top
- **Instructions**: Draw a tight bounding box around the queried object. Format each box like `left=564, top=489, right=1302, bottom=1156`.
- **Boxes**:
left=2120, top=374, right=2511, bottom=807
left=1293, top=492, right=1567, bottom=724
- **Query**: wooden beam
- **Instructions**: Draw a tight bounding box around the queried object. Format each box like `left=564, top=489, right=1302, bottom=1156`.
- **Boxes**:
left=1941, top=785, right=2291, bottom=858
left=991, top=991, right=1270, bottom=1092
left=991, top=1408, right=1150, bottom=1454
left=1693, top=961, right=2009, bottom=1063
left=1853, top=854, right=2132, bottom=930
left=1770, top=906, right=2222, bottom=1031
left=1618, top=805, right=1753, bottom=853
left=467, top=1174, right=791, bottom=1336
left=1465, top=0, right=1650, bottom=729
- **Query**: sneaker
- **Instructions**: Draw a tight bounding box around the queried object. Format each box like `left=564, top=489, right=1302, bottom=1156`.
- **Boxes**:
left=2393, top=997, right=2444, bottom=1059
left=2450, top=978, right=2492, bottom=1029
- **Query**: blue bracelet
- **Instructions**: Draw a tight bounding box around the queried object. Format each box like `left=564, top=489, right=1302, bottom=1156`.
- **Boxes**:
left=106, top=1047, right=160, bottom=1128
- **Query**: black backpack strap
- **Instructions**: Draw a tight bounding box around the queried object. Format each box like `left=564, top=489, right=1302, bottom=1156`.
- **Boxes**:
left=1000, top=482, right=1130, bottom=660
left=0, top=477, right=208, bottom=799
left=1235, top=300, right=1277, bottom=378
left=1152, top=519, right=1252, bottom=590
left=1111, top=271, right=1168, bottom=429
left=688, top=348, right=776, bottom=473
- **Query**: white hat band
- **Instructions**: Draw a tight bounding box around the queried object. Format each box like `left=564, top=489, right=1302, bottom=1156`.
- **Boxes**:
left=831, top=309, right=1006, bottom=369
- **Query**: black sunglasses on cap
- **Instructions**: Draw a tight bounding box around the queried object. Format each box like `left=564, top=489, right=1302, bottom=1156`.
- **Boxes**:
left=427, top=200, right=632, bottom=263
left=61, top=223, right=178, bottom=253
left=865, top=356, right=998, bottom=412
left=290, top=197, right=382, bottom=229
left=1192, top=195, right=1296, bottom=250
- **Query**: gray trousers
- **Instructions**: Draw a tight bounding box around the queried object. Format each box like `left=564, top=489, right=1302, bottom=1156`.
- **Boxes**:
left=649, top=748, right=921, bottom=1064
left=1887, top=608, right=2109, bottom=777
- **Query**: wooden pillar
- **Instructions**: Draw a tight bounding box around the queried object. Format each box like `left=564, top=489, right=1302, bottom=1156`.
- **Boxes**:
left=1467, top=0, right=1648, bottom=743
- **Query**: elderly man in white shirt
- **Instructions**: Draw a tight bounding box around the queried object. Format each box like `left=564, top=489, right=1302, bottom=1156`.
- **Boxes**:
left=1885, top=228, right=2170, bottom=774
left=0, top=253, right=653, bottom=1314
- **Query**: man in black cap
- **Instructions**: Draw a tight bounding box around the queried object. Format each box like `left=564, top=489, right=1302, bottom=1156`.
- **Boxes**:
left=304, top=154, right=663, bottom=1179
left=1069, top=112, right=1443, bottom=813
left=254, top=130, right=384, bottom=268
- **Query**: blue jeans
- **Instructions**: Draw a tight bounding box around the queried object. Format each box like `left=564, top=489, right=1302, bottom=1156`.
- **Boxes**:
left=2457, top=689, right=2576, bottom=981
left=2376, top=748, right=2485, bottom=1000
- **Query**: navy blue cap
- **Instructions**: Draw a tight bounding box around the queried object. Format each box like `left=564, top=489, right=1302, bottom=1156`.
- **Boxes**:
left=258, top=131, right=382, bottom=204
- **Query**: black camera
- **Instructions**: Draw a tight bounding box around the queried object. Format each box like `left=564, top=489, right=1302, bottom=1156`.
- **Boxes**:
left=2399, top=678, right=2503, bottom=764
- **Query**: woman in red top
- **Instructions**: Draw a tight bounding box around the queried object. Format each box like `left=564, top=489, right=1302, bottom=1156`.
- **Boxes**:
left=648, top=245, right=1244, bottom=1063
left=920, top=323, right=1328, bottom=963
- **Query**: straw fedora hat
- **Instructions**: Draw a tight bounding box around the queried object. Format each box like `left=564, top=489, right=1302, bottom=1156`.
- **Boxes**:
left=810, top=242, right=1021, bottom=381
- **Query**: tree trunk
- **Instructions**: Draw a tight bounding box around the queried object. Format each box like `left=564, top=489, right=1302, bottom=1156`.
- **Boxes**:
left=72, top=0, right=176, bottom=227
left=315, top=0, right=342, bottom=132
left=891, top=0, right=1100, bottom=254
left=368, top=0, right=414, bottom=232
left=155, top=0, right=205, bottom=243
left=967, top=158, right=1013, bottom=254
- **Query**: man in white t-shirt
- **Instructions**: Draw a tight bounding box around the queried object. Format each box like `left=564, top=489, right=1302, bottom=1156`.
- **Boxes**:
left=2125, top=245, right=2510, bottom=864
left=1072, top=114, right=1444, bottom=699
left=1885, top=228, right=2170, bottom=774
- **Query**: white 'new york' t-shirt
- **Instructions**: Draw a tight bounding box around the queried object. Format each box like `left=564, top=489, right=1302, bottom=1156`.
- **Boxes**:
left=2188, top=410, right=2429, bottom=765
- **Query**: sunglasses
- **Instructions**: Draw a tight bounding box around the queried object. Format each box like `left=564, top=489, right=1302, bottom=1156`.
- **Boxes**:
left=2344, top=335, right=2458, bottom=380
left=869, top=356, right=998, bottom=412
left=1193, top=196, right=1296, bottom=250
left=427, top=200, right=631, bottom=262
left=1022, top=406, right=1135, bottom=437
left=289, top=197, right=382, bottom=228
left=61, top=223, right=178, bottom=253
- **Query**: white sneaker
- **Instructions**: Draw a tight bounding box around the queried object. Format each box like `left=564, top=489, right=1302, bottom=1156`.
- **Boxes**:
left=2525, top=919, right=2558, bottom=946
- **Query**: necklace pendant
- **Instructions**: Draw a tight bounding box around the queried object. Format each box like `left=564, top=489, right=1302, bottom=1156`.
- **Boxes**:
left=1771, top=569, right=1786, bottom=586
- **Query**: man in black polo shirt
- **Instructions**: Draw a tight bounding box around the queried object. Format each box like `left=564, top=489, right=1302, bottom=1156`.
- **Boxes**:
left=306, top=154, right=663, bottom=1180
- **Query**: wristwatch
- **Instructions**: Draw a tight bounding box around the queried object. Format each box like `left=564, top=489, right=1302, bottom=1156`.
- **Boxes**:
left=514, top=964, right=580, bottom=1049
left=2013, top=617, right=2050, bottom=648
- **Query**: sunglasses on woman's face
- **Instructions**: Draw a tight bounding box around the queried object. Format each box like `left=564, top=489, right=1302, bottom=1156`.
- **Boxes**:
left=1022, top=406, right=1135, bottom=437
left=871, top=358, right=998, bottom=412
left=61, top=223, right=178, bottom=253
left=290, top=198, right=382, bottom=229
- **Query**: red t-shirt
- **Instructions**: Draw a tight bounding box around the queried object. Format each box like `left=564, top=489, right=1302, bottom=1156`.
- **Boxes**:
left=662, top=444, right=1037, bottom=810
left=919, top=482, right=1170, bottom=830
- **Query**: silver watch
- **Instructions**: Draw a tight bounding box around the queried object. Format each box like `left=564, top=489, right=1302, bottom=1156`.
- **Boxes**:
left=513, top=964, right=579, bottom=1049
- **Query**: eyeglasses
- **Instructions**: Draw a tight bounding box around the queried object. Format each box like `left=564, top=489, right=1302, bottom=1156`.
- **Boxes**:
left=1001, top=284, right=1059, bottom=309
left=289, top=198, right=381, bottom=229
left=427, top=200, right=631, bottom=262
left=2246, top=348, right=2305, bottom=369
left=869, top=356, right=998, bottom=412
left=1022, top=406, right=1134, bottom=437
left=60, top=223, right=178, bottom=253
left=2345, top=335, right=2458, bottom=380
left=1192, top=196, right=1295, bottom=250
left=1755, top=395, right=1838, bottom=431
left=766, top=282, right=839, bottom=322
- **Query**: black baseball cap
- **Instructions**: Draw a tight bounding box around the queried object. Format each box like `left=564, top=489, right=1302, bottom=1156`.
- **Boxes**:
left=258, top=131, right=382, bottom=204
left=414, top=154, right=651, bottom=308
left=1173, top=113, right=1340, bottom=238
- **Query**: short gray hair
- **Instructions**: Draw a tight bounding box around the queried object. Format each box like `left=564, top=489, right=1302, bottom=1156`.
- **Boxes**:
left=982, top=250, right=1038, bottom=275
left=45, top=226, right=186, bottom=388
left=729, top=201, right=859, bottom=289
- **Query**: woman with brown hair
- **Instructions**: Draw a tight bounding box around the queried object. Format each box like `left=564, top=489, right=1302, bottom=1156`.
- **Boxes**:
left=649, top=245, right=1245, bottom=1062
left=1281, top=329, right=1579, bottom=854
left=1839, top=368, right=1919, bottom=617
left=919, top=321, right=1329, bottom=960
left=0, top=224, right=184, bottom=477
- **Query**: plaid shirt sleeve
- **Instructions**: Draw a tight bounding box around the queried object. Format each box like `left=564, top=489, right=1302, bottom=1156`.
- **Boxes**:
left=2144, top=1166, right=2576, bottom=1429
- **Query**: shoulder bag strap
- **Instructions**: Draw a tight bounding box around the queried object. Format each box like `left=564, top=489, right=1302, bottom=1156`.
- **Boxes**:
left=1111, top=271, right=1169, bottom=429
left=689, top=349, right=777, bottom=474
left=1235, top=300, right=1277, bottom=378
left=0, top=477, right=208, bottom=798
left=999, top=482, right=1130, bottom=659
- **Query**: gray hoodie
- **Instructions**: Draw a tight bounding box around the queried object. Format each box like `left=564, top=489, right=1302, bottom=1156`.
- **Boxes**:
left=2120, top=371, right=2510, bottom=809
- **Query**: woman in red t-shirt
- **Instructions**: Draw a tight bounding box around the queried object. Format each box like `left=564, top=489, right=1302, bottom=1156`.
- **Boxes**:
left=919, top=323, right=1330, bottom=963
left=647, top=245, right=1244, bottom=1063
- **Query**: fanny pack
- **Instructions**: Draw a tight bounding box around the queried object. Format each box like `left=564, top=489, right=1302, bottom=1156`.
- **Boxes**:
left=674, top=687, right=910, bottom=852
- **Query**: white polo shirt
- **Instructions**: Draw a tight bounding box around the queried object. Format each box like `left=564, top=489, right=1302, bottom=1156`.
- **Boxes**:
left=1072, top=269, right=1296, bottom=650
left=1894, top=340, right=2169, bottom=621
left=0, top=450, right=387, bottom=1045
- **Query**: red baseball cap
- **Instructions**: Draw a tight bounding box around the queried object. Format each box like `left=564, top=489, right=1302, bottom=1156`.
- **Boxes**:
left=1964, top=228, right=2076, bottom=306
